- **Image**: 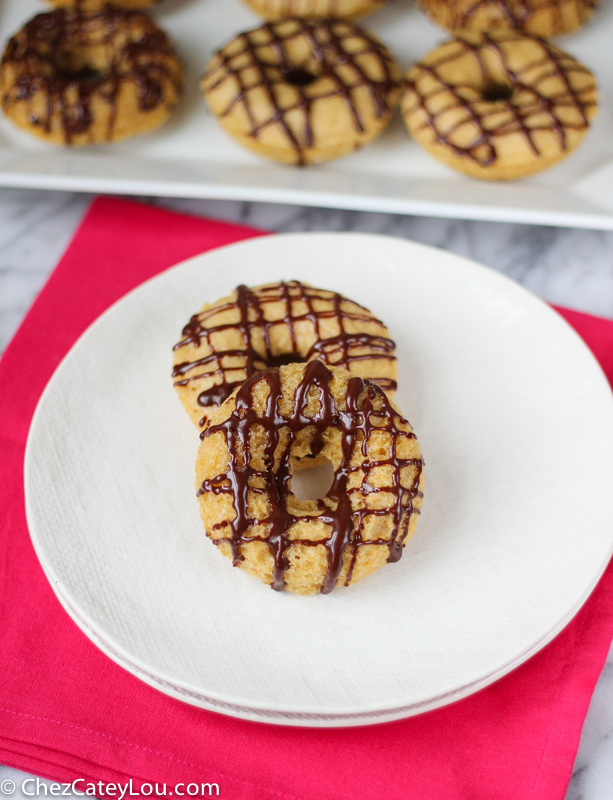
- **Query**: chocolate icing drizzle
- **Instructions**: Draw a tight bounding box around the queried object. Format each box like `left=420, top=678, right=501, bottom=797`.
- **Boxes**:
left=437, top=0, right=595, bottom=34
left=198, top=361, right=423, bottom=593
left=172, top=281, right=397, bottom=424
left=404, top=32, right=596, bottom=168
left=0, top=7, right=181, bottom=144
left=202, top=18, right=400, bottom=165
left=63, top=0, right=160, bottom=6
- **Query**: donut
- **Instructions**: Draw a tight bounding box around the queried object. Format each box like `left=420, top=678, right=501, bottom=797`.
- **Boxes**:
left=400, top=31, right=598, bottom=181
left=416, top=0, right=595, bottom=37
left=200, top=18, right=401, bottom=166
left=45, top=0, right=157, bottom=9
left=195, top=361, right=424, bottom=595
left=0, top=8, right=183, bottom=146
left=172, top=281, right=398, bottom=429
left=240, top=0, right=387, bottom=21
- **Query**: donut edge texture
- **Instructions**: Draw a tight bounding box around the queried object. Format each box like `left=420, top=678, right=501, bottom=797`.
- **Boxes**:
left=240, top=0, right=388, bottom=22
left=200, top=18, right=401, bottom=166
left=45, top=0, right=158, bottom=9
left=416, top=0, right=596, bottom=38
left=172, top=280, right=398, bottom=430
left=0, top=8, right=184, bottom=146
left=195, top=361, right=424, bottom=595
left=400, top=31, right=598, bottom=181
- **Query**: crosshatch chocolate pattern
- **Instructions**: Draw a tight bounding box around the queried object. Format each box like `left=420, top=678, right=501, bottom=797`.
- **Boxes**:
left=0, top=7, right=183, bottom=145
left=200, top=18, right=401, bottom=165
left=197, top=361, right=424, bottom=594
left=172, top=281, right=398, bottom=428
left=46, top=0, right=158, bottom=9
left=417, top=0, right=596, bottom=36
left=401, top=31, right=597, bottom=178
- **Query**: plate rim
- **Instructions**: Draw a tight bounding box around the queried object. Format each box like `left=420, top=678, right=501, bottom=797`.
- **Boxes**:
left=33, top=547, right=611, bottom=727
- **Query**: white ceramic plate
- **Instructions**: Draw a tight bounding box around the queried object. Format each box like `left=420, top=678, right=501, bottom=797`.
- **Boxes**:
left=2, top=1, right=613, bottom=228
left=24, top=233, right=613, bottom=726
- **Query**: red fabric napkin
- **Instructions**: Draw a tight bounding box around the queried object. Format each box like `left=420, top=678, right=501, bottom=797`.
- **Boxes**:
left=1, top=196, right=613, bottom=800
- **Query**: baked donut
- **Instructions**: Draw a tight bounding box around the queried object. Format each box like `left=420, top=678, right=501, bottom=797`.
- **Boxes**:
left=416, top=0, right=595, bottom=37
left=0, top=8, right=183, bottom=146
left=196, top=361, right=424, bottom=595
left=172, top=281, right=397, bottom=429
left=400, top=31, right=598, bottom=180
left=200, top=18, right=401, bottom=165
left=240, top=0, right=387, bottom=21
left=45, top=0, right=157, bottom=9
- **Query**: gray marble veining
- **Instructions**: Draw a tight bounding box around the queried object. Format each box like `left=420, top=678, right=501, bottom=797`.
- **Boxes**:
left=0, top=190, right=90, bottom=350
left=2, top=189, right=613, bottom=353
left=1, top=186, right=612, bottom=800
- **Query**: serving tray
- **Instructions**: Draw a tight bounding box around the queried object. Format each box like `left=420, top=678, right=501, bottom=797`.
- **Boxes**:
left=1, top=0, right=613, bottom=228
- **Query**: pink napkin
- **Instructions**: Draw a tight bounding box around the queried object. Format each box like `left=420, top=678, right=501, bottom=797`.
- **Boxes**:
left=1, top=196, right=613, bottom=800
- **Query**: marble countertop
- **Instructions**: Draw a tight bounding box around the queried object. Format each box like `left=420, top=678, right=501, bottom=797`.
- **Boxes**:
left=1, top=187, right=612, bottom=800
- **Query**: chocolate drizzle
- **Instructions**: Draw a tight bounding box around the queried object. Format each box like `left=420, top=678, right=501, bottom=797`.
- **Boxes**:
left=172, top=281, right=397, bottom=425
left=201, top=18, right=400, bottom=165
left=52, top=0, right=160, bottom=7
left=0, top=7, right=182, bottom=144
left=425, top=0, right=595, bottom=36
left=307, top=333, right=397, bottom=393
left=198, top=361, right=423, bottom=593
left=404, top=32, right=597, bottom=168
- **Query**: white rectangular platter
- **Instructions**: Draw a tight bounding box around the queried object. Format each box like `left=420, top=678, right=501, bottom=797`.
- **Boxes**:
left=1, top=0, right=613, bottom=228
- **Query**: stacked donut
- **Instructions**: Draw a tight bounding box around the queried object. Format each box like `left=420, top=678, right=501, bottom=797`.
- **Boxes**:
left=172, top=281, right=425, bottom=595
left=0, top=0, right=184, bottom=145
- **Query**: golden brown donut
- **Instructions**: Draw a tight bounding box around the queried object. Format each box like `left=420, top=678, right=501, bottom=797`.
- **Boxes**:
left=200, top=18, right=401, bottom=165
left=172, top=280, right=398, bottom=429
left=45, top=0, right=157, bottom=9
left=241, top=0, right=387, bottom=21
left=195, top=361, right=424, bottom=595
left=417, top=0, right=596, bottom=37
left=400, top=31, right=598, bottom=181
left=0, top=8, right=183, bottom=146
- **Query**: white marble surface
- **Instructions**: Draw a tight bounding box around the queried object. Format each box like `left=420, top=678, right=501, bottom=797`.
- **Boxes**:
left=1, top=186, right=613, bottom=799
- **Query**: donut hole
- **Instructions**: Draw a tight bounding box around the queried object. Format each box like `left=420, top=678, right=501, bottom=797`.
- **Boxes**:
left=282, top=68, right=318, bottom=87
left=55, top=47, right=109, bottom=85
left=481, top=83, right=514, bottom=103
left=57, top=66, right=104, bottom=85
left=290, top=457, right=335, bottom=501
